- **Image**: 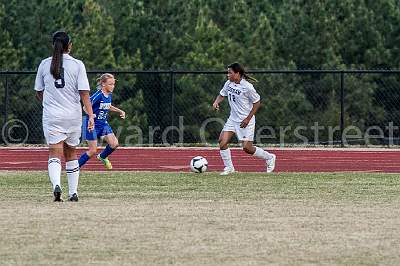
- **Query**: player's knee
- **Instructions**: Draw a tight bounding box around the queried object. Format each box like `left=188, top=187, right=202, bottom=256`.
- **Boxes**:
left=87, top=148, right=97, bottom=157
left=111, top=142, right=119, bottom=150
left=219, top=141, right=228, bottom=150
left=242, top=147, right=251, bottom=154
left=242, top=146, right=254, bottom=154
left=218, top=139, right=227, bottom=149
left=110, top=139, right=119, bottom=149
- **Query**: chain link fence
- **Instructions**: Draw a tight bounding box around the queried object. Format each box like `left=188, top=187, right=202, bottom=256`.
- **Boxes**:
left=1, top=70, right=400, bottom=147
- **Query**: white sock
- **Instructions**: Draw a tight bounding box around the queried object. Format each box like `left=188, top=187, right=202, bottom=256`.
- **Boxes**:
left=48, top=158, right=61, bottom=190
left=253, top=147, right=274, bottom=160
left=66, top=160, right=80, bottom=196
left=220, top=149, right=234, bottom=169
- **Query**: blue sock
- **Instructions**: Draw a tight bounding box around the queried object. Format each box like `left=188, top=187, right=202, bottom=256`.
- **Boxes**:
left=78, top=152, right=91, bottom=167
left=99, top=144, right=115, bottom=159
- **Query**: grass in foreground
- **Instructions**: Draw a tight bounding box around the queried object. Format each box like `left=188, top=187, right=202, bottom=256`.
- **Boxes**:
left=1, top=171, right=400, bottom=265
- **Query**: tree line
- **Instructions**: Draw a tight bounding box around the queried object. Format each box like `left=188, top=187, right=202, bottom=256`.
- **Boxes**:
left=1, top=0, right=400, bottom=145
left=2, top=0, right=400, bottom=70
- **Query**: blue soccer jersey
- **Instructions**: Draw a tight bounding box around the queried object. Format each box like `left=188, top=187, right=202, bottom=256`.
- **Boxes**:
left=82, top=90, right=114, bottom=141
left=90, top=90, right=112, bottom=126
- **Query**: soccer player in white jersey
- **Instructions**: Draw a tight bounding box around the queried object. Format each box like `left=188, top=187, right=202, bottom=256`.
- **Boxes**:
left=34, top=31, right=95, bottom=202
left=212, top=62, right=276, bottom=175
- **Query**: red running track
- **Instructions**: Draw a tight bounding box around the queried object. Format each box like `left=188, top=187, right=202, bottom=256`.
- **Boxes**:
left=1, top=147, right=400, bottom=173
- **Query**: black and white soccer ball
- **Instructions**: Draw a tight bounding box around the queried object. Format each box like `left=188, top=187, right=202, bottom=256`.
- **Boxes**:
left=190, top=156, right=208, bottom=173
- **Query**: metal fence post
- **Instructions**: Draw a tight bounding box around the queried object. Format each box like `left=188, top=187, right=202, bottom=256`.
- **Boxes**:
left=340, top=71, right=345, bottom=147
left=170, top=70, right=175, bottom=145
left=4, top=72, right=9, bottom=130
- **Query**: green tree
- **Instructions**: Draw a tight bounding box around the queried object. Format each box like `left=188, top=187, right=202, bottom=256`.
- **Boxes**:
left=0, top=3, right=20, bottom=70
left=275, top=0, right=342, bottom=69
left=245, top=13, right=275, bottom=68
left=70, top=0, right=116, bottom=69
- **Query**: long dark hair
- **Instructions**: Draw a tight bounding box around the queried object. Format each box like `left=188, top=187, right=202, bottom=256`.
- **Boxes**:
left=228, top=62, right=258, bottom=83
left=50, top=31, right=70, bottom=79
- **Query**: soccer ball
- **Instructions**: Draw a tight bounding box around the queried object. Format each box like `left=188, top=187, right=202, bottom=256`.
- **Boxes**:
left=190, top=156, right=208, bottom=173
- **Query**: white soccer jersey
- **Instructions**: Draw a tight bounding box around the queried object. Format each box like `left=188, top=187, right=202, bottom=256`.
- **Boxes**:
left=34, top=54, right=90, bottom=133
left=219, top=79, right=261, bottom=122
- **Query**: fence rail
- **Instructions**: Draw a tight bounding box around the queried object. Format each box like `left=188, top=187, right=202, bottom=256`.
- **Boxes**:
left=1, top=70, right=400, bottom=147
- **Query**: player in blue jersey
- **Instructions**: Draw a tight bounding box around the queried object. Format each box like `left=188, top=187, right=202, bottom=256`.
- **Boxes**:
left=78, top=73, right=125, bottom=169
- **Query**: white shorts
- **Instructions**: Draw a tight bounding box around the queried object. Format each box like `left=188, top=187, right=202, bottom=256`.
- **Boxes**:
left=222, top=118, right=255, bottom=141
left=43, top=123, right=81, bottom=147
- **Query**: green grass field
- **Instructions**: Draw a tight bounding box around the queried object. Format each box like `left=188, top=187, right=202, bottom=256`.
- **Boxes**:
left=1, top=171, right=400, bottom=265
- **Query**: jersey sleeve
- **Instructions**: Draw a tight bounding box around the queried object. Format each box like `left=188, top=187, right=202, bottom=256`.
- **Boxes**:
left=219, top=80, right=229, bottom=97
left=34, top=61, right=45, bottom=91
left=90, top=91, right=101, bottom=105
left=77, top=61, right=90, bottom=91
left=247, top=83, right=261, bottom=103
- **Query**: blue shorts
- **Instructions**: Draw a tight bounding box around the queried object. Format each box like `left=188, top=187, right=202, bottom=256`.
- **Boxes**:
left=82, top=117, right=113, bottom=141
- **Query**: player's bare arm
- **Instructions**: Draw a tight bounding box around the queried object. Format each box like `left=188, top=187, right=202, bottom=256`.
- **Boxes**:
left=212, top=95, right=225, bottom=111
left=110, top=105, right=126, bottom=119
left=35, top=91, right=43, bottom=102
left=80, top=91, right=95, bottom=131
left=240, top=101, right=260, bottom=128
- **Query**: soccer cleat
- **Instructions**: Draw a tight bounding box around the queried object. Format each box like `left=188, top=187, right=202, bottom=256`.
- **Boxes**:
left=220, top=167, right=235, bottom=176
left=266, top=154, right=276, bottom=173
left=97, top=154, right=112, bottom=170
left=69, top=193, right=79, bottom=202
left=53, top=185, right=63, bottom=202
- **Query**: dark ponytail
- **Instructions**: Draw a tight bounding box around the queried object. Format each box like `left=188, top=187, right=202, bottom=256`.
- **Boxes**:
left=50, top=31, right=70, bottom=80
left=50, top=41, right=64, bottom=79
left=227, top=62, right=258, bottom=83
